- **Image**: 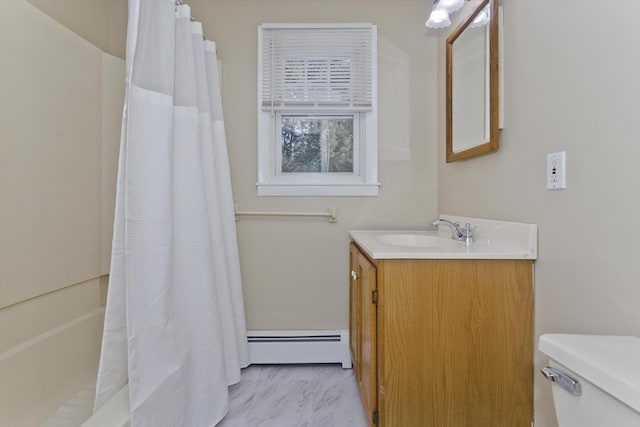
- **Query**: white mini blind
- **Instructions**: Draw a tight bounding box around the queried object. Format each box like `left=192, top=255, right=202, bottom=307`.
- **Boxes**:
left=260, top=24, right=375, bottom=111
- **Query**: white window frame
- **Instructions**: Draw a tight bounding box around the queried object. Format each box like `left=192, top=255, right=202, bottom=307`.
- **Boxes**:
left=257, top=23, right=379, bottom=197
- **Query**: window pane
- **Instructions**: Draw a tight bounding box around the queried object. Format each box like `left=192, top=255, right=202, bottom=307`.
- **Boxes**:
left=281, top=116, right=354, bottom=173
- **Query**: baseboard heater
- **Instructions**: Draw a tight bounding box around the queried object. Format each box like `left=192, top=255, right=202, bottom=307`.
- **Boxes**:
left=247, top=329, right=351, bottom=368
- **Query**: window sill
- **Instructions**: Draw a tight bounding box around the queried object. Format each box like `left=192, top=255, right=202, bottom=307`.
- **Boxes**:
left=257, top=183, right=380, bottom=197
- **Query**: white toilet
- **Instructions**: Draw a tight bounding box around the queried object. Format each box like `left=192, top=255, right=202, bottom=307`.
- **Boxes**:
left=538, top=334, right=640, bottom=427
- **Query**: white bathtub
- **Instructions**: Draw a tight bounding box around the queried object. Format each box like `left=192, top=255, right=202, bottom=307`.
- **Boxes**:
left=81, top=386, right=130, bottom=427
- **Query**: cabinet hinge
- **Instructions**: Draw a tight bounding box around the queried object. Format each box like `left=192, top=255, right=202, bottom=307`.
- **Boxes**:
left=372, top=409, right=379, bottom=424
left=372, top=290, right=378, bottom=304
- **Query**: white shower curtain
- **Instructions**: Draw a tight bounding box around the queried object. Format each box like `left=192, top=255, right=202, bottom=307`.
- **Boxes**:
left=94, top=1, right=249, bottom=425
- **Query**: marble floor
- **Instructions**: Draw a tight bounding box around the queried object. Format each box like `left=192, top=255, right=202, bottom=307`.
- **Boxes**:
left=44, top=364, right=366, bottom=427
left=217, top=364, right=368, bottom=427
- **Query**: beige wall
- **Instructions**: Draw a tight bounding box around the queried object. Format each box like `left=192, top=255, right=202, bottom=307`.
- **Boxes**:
left=0, top=1, right=124, bottom=425
left=1, top=0, right=103, bottom=308
left=188, top=0, right=440, bottom=330
left=438, top=2, right=640, bottom=426
left=27, top=0, right=127, bottom=58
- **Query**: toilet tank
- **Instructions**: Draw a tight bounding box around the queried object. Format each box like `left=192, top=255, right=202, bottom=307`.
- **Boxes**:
left=538, top=334, right=640, bottom=427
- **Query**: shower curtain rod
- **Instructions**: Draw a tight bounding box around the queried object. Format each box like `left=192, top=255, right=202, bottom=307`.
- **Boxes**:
left=175, top=0, right=207, bottom=41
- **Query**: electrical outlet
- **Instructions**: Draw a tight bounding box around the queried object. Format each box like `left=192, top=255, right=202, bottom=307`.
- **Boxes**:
left=547, top=151, right=566, bottom=190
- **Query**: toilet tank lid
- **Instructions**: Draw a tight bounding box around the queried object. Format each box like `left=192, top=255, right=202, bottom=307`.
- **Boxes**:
left=539, top=334, right=640, bottom=413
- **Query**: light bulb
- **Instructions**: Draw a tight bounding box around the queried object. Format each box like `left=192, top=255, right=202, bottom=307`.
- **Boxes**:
left=425, top=6, right=451, bottom=28
left=439, top=0, right=464, bottom=13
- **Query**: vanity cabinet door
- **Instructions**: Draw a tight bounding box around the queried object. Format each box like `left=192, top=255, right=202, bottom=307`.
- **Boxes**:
left=357, top=251, right=377, bottom=427
left=349, top=243, right=378, bottom=427
left=349, top=243, right=361, bottom=381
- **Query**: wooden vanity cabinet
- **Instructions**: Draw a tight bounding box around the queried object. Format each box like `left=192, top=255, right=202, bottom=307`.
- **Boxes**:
left=349, top=242, right=533, bottom=427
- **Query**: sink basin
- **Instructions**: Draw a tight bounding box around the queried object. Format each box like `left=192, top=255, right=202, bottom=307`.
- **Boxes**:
left=377, top=233, right=446, bottom=247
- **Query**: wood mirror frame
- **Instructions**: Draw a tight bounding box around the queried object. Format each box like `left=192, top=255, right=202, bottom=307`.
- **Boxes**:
left=446, top=0, right=499, bottom=163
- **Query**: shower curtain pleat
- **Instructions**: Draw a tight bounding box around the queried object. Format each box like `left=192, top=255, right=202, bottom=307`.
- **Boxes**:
left=94, top=1, right=249, bottom=426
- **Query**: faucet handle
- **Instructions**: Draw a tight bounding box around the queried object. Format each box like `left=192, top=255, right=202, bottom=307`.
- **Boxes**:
left=461, top=223, right=473, bottom=243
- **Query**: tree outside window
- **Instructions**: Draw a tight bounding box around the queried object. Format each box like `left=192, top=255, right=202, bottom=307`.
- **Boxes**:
left=281, top=116, right=353, bottom=173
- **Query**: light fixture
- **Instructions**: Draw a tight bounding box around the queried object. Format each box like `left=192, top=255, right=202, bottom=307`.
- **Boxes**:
left=425, top=0, right=472, bottom=29
left=425, top=1, right=451, bottom=28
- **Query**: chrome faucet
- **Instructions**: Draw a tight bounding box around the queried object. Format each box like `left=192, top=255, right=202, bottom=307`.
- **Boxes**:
left=431, top=218, right=473, bottom=244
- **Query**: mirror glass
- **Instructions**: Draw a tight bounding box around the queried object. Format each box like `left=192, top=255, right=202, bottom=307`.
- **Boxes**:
left=446, top=0, right=499, bottom=162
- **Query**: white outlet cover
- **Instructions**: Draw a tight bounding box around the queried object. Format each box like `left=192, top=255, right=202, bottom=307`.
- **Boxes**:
left=547, top=151, right=566, bottom=190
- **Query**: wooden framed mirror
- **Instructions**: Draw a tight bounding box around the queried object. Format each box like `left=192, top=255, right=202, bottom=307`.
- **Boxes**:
left=446, top=0, right=499, bottom=162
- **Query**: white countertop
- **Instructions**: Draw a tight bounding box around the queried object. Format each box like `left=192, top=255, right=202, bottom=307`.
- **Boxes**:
left=349, top=215, right=538, bottom=260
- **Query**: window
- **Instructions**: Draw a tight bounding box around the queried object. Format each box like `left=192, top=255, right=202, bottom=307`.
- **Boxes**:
left=257, top=23, right=378, bottom=196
